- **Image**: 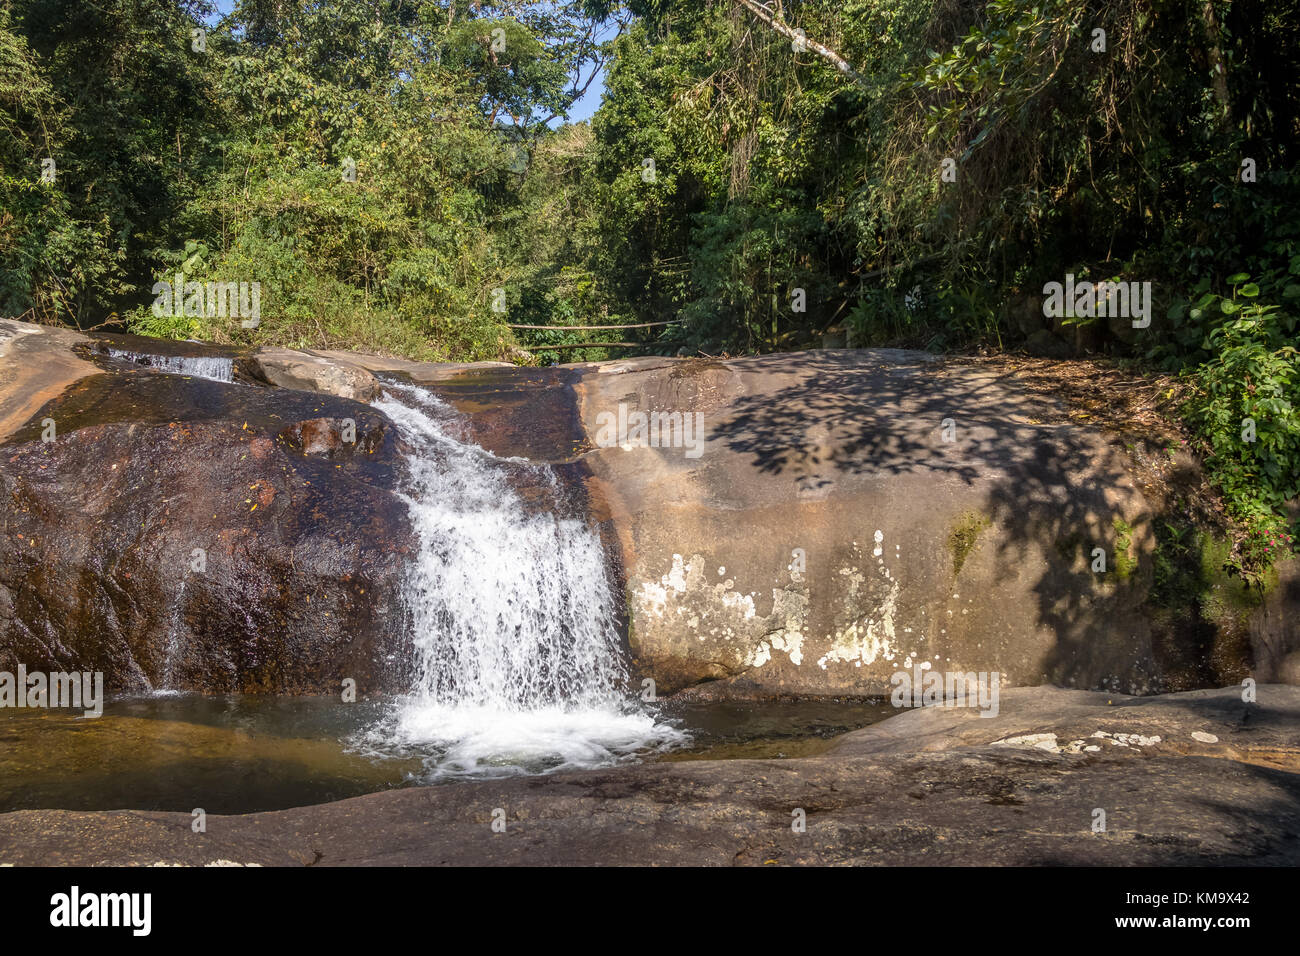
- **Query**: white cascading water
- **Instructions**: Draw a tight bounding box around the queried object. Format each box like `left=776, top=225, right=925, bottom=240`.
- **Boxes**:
left=153, top=578, right=188, bottom=696
left=363, top=382, right=685, bottom=779
left=108, top=349, right=234, bottom=383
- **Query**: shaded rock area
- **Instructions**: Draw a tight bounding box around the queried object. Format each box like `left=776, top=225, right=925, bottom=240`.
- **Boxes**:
left=328, top=352, right=589, bottom=463
left=0, top=363, right=414, bottom=694
left=1253, top=560, right=1300, bottom=684
left=1024, top=328, right=1076, bottom=359
left=2, top=686, right=1296, bottom=866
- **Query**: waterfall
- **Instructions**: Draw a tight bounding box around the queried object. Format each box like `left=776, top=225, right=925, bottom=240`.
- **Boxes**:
left=154, top=578, right=187, bottom=696
left=363, top=382, right=685, bottom=779
left=107, top=349, right=234, bottom=383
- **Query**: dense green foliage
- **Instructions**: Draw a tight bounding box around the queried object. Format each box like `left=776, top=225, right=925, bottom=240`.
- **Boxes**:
left=1, top=0, right=622, bottom=360
left=2, top=0, right=1297, bottom=572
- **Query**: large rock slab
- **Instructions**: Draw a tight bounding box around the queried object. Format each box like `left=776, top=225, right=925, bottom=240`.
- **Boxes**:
left=0, top=322, right=1293, bottom=698
left=0, top=320, right=98, bottom=441
left=831, top=684, right=1300, bottom=761
left=3, top=685, right=1296, bottom=866
left=0, top=360, right=414, bottom=694
left=574, top=351, right=1174, bottom=696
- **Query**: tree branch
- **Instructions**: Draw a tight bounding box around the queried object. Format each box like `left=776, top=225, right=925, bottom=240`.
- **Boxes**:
left=731, top=0, right=863, bottom=85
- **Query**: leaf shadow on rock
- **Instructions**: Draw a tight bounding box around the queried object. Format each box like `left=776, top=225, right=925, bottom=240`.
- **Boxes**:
left=709, top=350, right=1224, bottom=692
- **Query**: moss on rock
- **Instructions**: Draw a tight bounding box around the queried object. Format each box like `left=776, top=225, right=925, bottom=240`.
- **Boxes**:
left=948, top=511, right=991, bottom=577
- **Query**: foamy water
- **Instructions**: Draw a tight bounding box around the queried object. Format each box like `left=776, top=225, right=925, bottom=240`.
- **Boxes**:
left=358, top=382, right=686, bottom=779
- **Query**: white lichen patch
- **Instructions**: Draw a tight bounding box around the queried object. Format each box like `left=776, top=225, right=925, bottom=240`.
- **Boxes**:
left=992, top=733, right=1061, bottom=752
left=638, top=553, right=802, bottom=668
left=1089, top=730, right=1162, bottom=748
left=637, top=546, right=920, bottom=676
left=718, top=587, right=755, bottom=618
left=767, top=588, right=807, bottom=665
left=636, top=553, right=692, bottom=618
left=992, top=733, right=1137, bottom=755
left=743, top=588, right=808, bottom=668
left=148, top=860, right=265, bottom=867
left=769, top=630, right=803, bottom=666
left=816, top=578, right=900, bottom=670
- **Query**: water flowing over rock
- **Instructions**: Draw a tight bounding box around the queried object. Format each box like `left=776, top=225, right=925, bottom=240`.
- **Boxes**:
left=105, top=348, right=235, bottom=383
left=89, top=331, right=250, bottom=384
left=361, top=382, right=682, bottom=779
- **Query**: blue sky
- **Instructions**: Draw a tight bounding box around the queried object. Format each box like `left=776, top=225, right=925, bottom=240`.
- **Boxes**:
left=565, top=75, right=606, bottom=125
left=206, top=0, right=608, bottom=125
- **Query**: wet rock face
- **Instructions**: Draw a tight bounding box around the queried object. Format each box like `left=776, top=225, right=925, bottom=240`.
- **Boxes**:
left=0, top=368, right=414, bottom=694
left=278, top=417, right=387, bottom=458
left=382, top=364, right=590, bottom=463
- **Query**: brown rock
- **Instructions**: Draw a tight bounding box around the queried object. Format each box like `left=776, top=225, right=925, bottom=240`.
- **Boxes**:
left=0, top=368, right=413, bottom=694
left=247, top=347, right=381, bottom=401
